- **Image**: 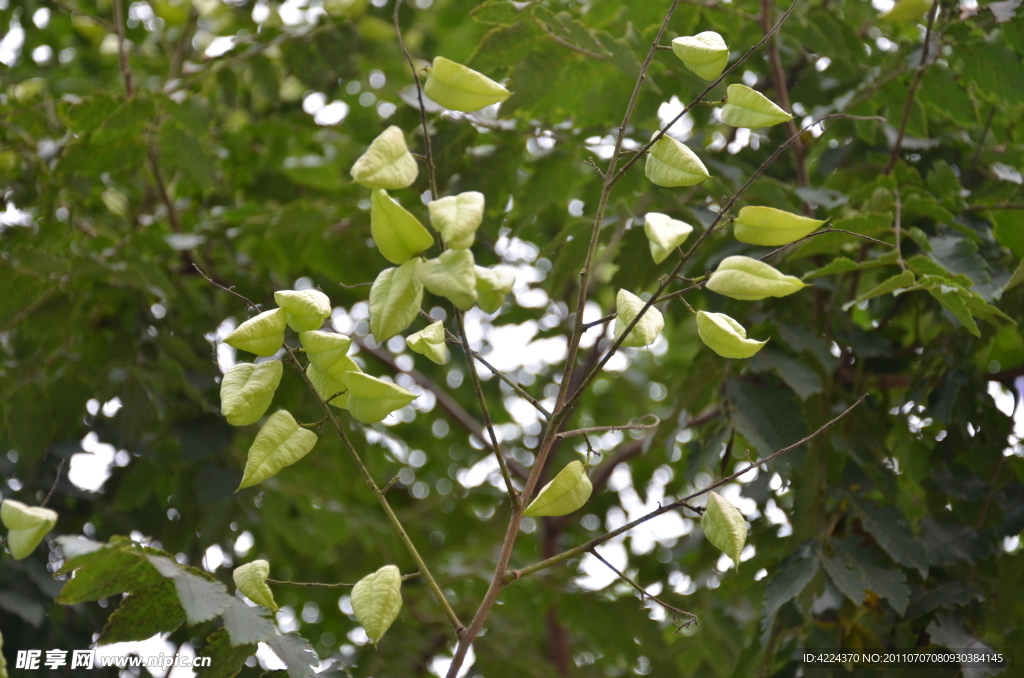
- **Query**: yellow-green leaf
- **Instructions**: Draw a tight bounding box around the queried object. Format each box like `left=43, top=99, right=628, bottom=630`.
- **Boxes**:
left=416, top=249, right=478, bottom=310
left=350, top=125, right=419, bottom=190
left=696, top=311, right=768, bottom=359
left=720, top=84, right=793, bottom=129
left=842, top=270, right=917, bottom=310
left=220, top=360, right=283, bottom=426
left=705, top=256, right=808, bottom=300
left=422, top=56, right=511, bottom=112
left=233, top=560, right=279, bottom=612
left=928, top=286, right=980, bottom=337
left=1, top=499, right=58, bottom=560
left=644, top=134, right=711, bottom=188
left=370, top=189, right=435, bottom=265
left=406, top=321, right=448, bottom=364
left=880, top=0, right=933, bottom=23
left=524, top=461, right=593, bottom=517
left=428, top=191, right=484, bottom=249
left=351, top=565, right=403, bottom=646
left=701, top=491, right=747, bottom=569
left=644, top=212, right=694, bottom=264
left=238, top=410, right=318, bottom=490
left=345, top=372, right=416, bottom=424
left=733, top=206, right=826, bottom=246
left=671, top=31, right=729, bottom=81
left=274, top=289, right=331, bottom=333
left=370, top=260, right=424, bottom=342
left=224, top=308, right=287, bottom=357
left=614, top=289, right=664, bottom=348
left=306, top=362, right=356, bottom=409
left=299, top=331, right=354, bottom=375
left=475, top=266, right=515, bottom=313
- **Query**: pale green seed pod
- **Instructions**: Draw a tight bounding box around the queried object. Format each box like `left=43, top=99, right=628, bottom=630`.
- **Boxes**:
left=274, top=289, right=331, bottom=333
left=220, top=360, right=283, bottom=426
left=733, top=206, right=826, bottom=246
left=720, top=84, right=793, bottom=129
left=351, top=565, right=403, bottom=646
left=474, top=265, right=516, bottom=314
left=422, top=56, right=511, bottom=112
left=370, top=259, right=424, bottom=343
left=238, top=410, right=318, bottom=490
left=695, top=311, right=767, bottom=359
left=705, top=256, right=808, bottom=300
left=370, top=189, right=435, bottom=265
left=880, top=0, right=933, bottom=22
left=645, top=134, right=712, bottom=188
left=644, top=213, right=695, bottom=264
left=306, top=362, right=355, bottom=409
left=614, top=289, right=665, bottom=348
left=671, top=31, right=729, bottom=81
left=350, top=125, right=419, bottom=190
left=299, top=331, right=353, bottom=374
left=1, top=499, right=58, bottom=560
left=233, top=559, right=279, bottom=612
left=428, top=191, right=484, bottom=249
left=345, top=373, right=417, bottom=424
left=524, top=461, right=593, bottom=517
left=416, top=249, right=478, bottom=311
left=406, top=321, right=448, bottom=364
left=224, top=308, right=287, bottom=357
left=701, top=491, right=747, bottom=570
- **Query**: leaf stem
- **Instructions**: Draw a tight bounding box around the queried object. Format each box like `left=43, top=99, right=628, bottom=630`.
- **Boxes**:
left=394, top=0, right=438, bottom=199
left=555, top=414, right=660, bottom=440
left=267, top=572, right=421, bottom=588
left=588, top=549, right=698, bottom=630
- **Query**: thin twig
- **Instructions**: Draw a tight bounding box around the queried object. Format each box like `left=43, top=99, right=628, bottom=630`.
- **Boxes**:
left=964, top=203, right=1024, bottom=212
left=45, top=0, right=115, bottom=30
left=589, top=549, right=698, bottom=630
left=556, top=414, right=660, bottom=440
left=112, top=0, right=134, bottom=96
left=884, top=2, right=939, bottom=174
left=968, top=106, right=996, bottom=176
left=267, top=572, right=421, bottom=588
left=40, top=459, right=67, bottom=508
left=894, top=189, right=906, bottom=270
left=533, top=18, right=608, bottom=60
left=761, top=0, right=808, bottom=187
left=758, top=226, right=894, bottom=261
left=394, top=1, right=438, bottom=199
left=192, top=264, right=260, bottom=311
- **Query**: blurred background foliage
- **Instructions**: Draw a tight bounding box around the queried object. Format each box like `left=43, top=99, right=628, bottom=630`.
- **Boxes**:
left=2, top=0, right=1024, bottom=675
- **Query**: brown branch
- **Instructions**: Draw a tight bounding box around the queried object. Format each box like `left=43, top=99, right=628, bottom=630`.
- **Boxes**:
left=168, top=6, right=198, bottom=81
left=45, top=0, right=115, bottom=30
left=589, top=549, right=698, bottom=629
left=758, top=225, right=894, bottom=261
left=112, top=0, right=134, bottom=96
left=394, top=1, right=438, bottom=199
left=761, top=0, right=808, bottom=187
left=267, top=572, right=421, bottom=588
left=40, top=459, right=66, bottom=508
left=556, top=414, right=660, bottom=440
left=192, top=263, right=260, bottom=312
left=884, top=2, right=939, bottom=174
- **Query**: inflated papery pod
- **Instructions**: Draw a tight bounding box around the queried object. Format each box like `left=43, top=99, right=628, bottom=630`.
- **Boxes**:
left=224, top=308, right=287, bottom=357
left=274, top=289, right=331, bottom=333
left=352, top=565, right=403, bottom=646
left=422, top=56, right=511, bottom=112
left=720, top=84, right=793, bottom=129
left=370, top=259, right=424, bottom=342
left=644, top=212, right=694, bottom=264
left=645, top=134, right=712, bottom=188
left=614, top=289, right=665, bottom=348
left=880, top=0, right=933, bottom=22
left=345, top=372, right=416, bottom=424
left=733, top=206, right=826, bottom=246
left=671, top=31, right=729, bottom=81
left=701, top=492, right=747, bottom=569
left=299, top=331, right=353, bottom=375
left=220, top=360, right=283, bottom=426
left=416, top=249, right=478, bottom=311
left=428, top=191, right=484, bottom=249
left=306, top=362, right=355, bottom=409
left=705, top=256, right=807, bottom=300
left=1, top=499, right=58, bottom=560
left=238, top=410, right=318, bottom=490
left=370, top=189, right=435, bottom=265
left=406, top=321, right=448, bottom=364
left=475, top=265, right=516, bottom=313
left=233, top=559, right=279, bottom=612
left=350, top=125, right=419, bottom=190
left=524, top=461, right=593, bottom=517
left=696, top=311, right=767, bottom=359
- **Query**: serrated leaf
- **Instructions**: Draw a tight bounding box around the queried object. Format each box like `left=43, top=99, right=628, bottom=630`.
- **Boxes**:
left=345, top=373, right=416, bottom=424
left=701, top=492, right=747, bottom=569
left=1, top=499, right=58, bottom=560
left=852, top=499, right=928, bottom=578
left=832, top=537, right=910, bottom=616
left=720, top=84, right=793, bottom=128
left=147, top=555, right=231, bottom=624
left=614, top=289, right=664, bottom=348
left=99, top=579, right=186, bottom=644
left=706, top=256, right=807, bottom=300
left=696, top=311, right=767, bottom=359
left=220, top=598, right=277, bottom=646
left=821, top=552, right=867, bottom=606
left=238, top=410, right=318, bottom=489
left=417, top=249, right=478, bottom=310
left=422, top=56, right=512, bottom=112
left=274, top=290, right=331, bottom=333
left=266, top=634, right=318, bottom=678
left=644, top=134, right=711, bottom=188
left=749, top=348, right=823, bottom=400
left=406, top=321, right=448, bottom=364
left=233, top=560, right=279, bottom=612
left=370, top=259, right=424, bottom=342
left=843, top=270, right=916, bottom=310
left=429, top=191, right=484, bottom=249
left=671, top=31, right=729, bottom=80
left=524, top=461, right=593, bottom=517
left=57, top=545, right=164, bottom=603
left=644, top=212, right=694, bottom=264
left=764, top=544, right=820, bottom=618
left=928, top=286, right=981, bottom=336
left=733, top=206, right=826, bottom=246
left=469, top=0, right=528, bottom=25
left=475, top=266, right=515, bottom=313
left=880, top=0, right=934, bottom=23
left=299, top=331, right=354, bottom=375
left=370, top=189, right=435, bottom=265
left=727, top=376, right=807, bottom=456
left=351, top=565, right=403, bottom=645
left=306, top=362, right=354, bottom=409
left=350, top=126, right=418, bottom=190
left=1005, top=258, right=1024, bottom=292
left=220, top=361, right=283, bottom=427
left=224, top=308, right=287, bottom=357
left=196, top=629, right=257, bottom=678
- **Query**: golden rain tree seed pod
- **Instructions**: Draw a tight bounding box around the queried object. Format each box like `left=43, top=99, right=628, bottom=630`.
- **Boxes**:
left=345, top=372, right=417, bottom=424
left=238, top=410, right=318, bottom=490
left=351, top=565, right=403, bottom=646
left=644, top=212, right=695, bottom=264
left=696, top=311, right=768, bottom=359
left=880, top=0, right=933, bottom=23
left=671, top=31, right=729, bottom=81
left=369, top=259, right=424, bottom=343
left=220, top=360, right=283, bottom=426
left=474, top=265, right=516, bottom=314
left=720, top=84, right=793, bottom=129
left=350, top=125, right=419, bottom=190
left=406, top=321, right=448, bottom=364
left=701, top=491, right=748, bottom=570
left=416, top=249, right=478, bottom=311
left=428, top=191, right=485, bottom=250
left=614, top=289, right=665, bottom=348
left=274, top=289, right=331, bottom=333
left=523, top=461, right=593, bottom=517
left=232, top=559, right=279, bottom=612
left=370, top=189, right=436, bottom=265
left=224, top=307, right=287, bottom=357
left=733, top=206, right=827, bottom=246
left=705, top=256, right=808, bottom=301
left=644, top=134, right=712, bottom=188
left=299, top=331, right=353, bottom=374
left=1, top=499, right=58, bottom=561
left=306, top=362, right=356, bottom=409
left=422, top=56, right=512, bottom=112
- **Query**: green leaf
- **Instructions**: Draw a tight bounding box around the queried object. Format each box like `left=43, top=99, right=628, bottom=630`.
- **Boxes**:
left=720, top=85, right=793, bottom=129
left=265, top=634, right=318, bottom=678
left=406, top=321, right=448, bottom=364
left=238, top=410, right=318, bottom=489
left=852, top=499, right=928, bottom=578
left=417, top=249, right=479, bottom=311
left=274, top=290, right=332, bottom=333
left=147, top=555, right=232, bottom=624
left=422, top=56, right=512, bottom=112
left=705, top=256, right=807, bottom=300
left=299, top=331, right=354, bottom=375
left=879, top=0, right=933, bottom=22
left=220, top=597, right=277, bottom=647
left=469, top=0, right=529, bottom=25
left=351, top=565, right=403, bottom=645
left=57, top=544, right=164, bottom=603
left=345, top=373, right=416, bottom=424
left=821, top=552, right=867, bottom=606
left=370, top=260, right=424, bottom=342
left=763, top=544, right=820, bottom=618
left=671, top=31, right=729, bottom=80
left=99, top=579, right=186, bottom=644
left=701, top=492, right=747, bottom=569
left=475, top=266, right=516, bottom=313
left=224, top=308, right=287, bottom=357
left=350, top=125, right=418, bottom=190
left=696, top=311, right=767, bottom=359
left=233, top=560, right=279, bottom=612
left=306, top=362, right=353, bottom=409
left=727, top=376, right=807, bottom=457
left=91, top=94, right=157, bottom=144
left=196, top=629, right=257, bottom=678
left=832, top=537, right=910, bottom=616
left=429, top=191, right=485, bottom=249
left=644, top=134, right=711, bottom=188
left=927, top=286, right=981, bottom=337
left=0, top=499, right=58, bottom=560
left=749, top=348, right=823, bottom=400
left=0, top=629, right=6, bottom=678
left=220, top=361, right=283, bottom=427
left=370, top=189, right=435, bottom=265
left=843, top=270, right=916, bottom=310
left=643, top=212, right=694, bottom=264
left=615, top=289, right=665, bottom=348
left=733, top=206, right=826, bottom=246
left=1007, top=258, right=1024, bottom=292
left=524, top=461, right=593, bottom=517
left=803, top=256, right=859, bottom=279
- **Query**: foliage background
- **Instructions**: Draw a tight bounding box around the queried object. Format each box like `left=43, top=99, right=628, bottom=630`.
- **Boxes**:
left=2, top=0, right=1024, bottom=675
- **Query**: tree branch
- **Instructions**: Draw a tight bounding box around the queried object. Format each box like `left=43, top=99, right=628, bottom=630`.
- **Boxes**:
left=884, top=2, right=939, bottom=174
left=394, top=0, right=438, bottom=199
left=761, top=0, right=808, bottom=187
left=268, top=572, right=421, bottom=588
left=589, top=549, right=698, bottom=630
left=556, top=414, right=660, bottom=440
left=112, top=0, right=134, bottom=96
